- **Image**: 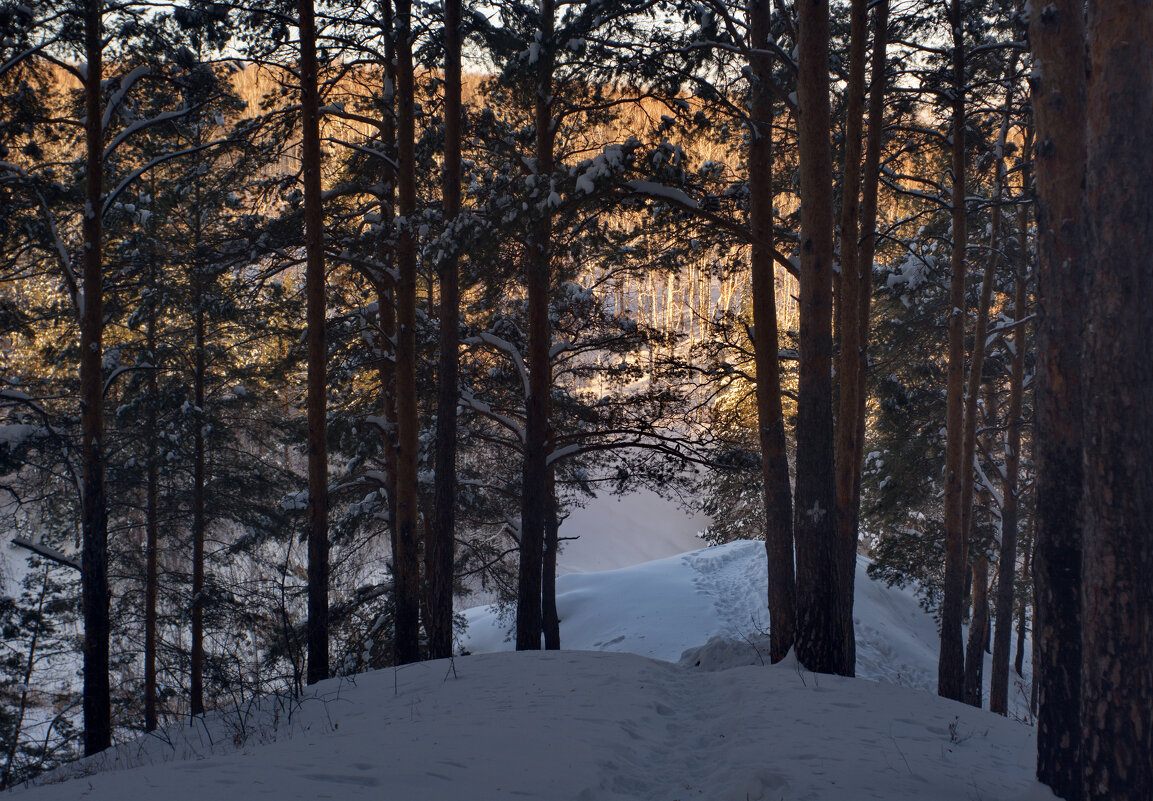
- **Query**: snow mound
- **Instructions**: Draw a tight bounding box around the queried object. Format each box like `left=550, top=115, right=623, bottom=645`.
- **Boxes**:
left=16, top=650, right=1049, bottom=801
left=678, top=633, right=774, bottom=671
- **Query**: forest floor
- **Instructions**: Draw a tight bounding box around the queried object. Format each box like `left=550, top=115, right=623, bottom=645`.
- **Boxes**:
left=12, top=491, right=1052, bottom=800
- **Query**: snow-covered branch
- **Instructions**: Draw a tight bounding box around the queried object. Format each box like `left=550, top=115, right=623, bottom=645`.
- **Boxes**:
left=465, top=332, right=530, bottom=400
left=102, top=141, right=220, bottom=215
left=10, top=537, right=81, bottom=572
left=101, top=64, right=151, bottom=130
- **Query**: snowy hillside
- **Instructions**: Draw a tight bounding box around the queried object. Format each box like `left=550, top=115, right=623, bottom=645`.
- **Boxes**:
left=467, top=539, right=1033, bottom=720
left=11, top=492, right=1047, bottom=801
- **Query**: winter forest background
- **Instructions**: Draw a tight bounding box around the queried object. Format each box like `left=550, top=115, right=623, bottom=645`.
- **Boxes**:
left=0, top=0, right=1149, bottom=799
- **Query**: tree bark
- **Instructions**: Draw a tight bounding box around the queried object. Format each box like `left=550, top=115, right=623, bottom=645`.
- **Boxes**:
left=990, top=182, right=1029, bottom=717
left=542, top=470, right=560, bottom=650
left=937, top=0, right=967, bottom=702
left=374, top=0, right=400, bottom=659
left=963, top=555, right=990, bottom=707
left=1016, top=520, right=1031, bottom=680
left=427, top=0, right=462, bottom=661
left=516, top=0, right=555, bottom=651
left=393, top=0, right=422, bottom=665
left=832, top=0, right=888, bottom=675
left=792, top=0, right=846, bottom=676
left=144, top=313, right=159, bottom=732
left=80, top=0, right=111, bottom=756
left=1080, top=3, right=1153, bottom=797
left=1029, top=0, right=1086, bottom=794
left=747, top=0, right=795, bottom=664
left=191, top=281, right=206, bottom=714
left=297, top=0, right=330, bottom=684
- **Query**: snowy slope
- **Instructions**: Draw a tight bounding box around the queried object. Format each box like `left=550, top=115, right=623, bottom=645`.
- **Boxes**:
left=11, top=495, right=1047, bottom=801
left=12, top=648, right=1051, bottom=801
left=466, top=543, right=924, bottom=687
left=467, top=539, right=1034, bottom=720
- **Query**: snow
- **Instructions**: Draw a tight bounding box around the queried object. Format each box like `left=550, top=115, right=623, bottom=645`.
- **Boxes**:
left=0, top=423, right=38, bottom=449
left=624, top=179, right=698, bottom=209
left=10, top=496, right=1047, bottom=801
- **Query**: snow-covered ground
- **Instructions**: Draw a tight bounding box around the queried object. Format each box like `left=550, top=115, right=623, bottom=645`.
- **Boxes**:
left=11, top=491, right=1049, bottom=801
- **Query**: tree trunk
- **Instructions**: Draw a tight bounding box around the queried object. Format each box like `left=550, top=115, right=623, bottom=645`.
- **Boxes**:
left=516, top=0, right=555, bottom=652
left=80, top=0, right=111, bottom=756
left=1080, top=3, right=1153, bottom=797
left=393, top=0, right=422, bottom=665
left=792, top=0, right=846, bottom=676
left=374, top=1, right=401, bottom=663
left=963, top=554, right=990, bottom=708
left=832, top=0, right=888, bottom=675
left=937, top=0, right=967, bottom=702
left=427, top=0, right=462, bottom=661
left=747, top=0, right=795, bottom=664
left=542, top=470, right=560, bottom=650
left=144, top=313, right=159, bottom=732
left=297, top=0, right=330, bottom=684
left=1029, top=0, right=1086, bottom=794
left=191, top=288, right=206, bottom=713
left=1015, top=519, right=1031, bottom=680
left=990, top=183, right=1029, bottom=717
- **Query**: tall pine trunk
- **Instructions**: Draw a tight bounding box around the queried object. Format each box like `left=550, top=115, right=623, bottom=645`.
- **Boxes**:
left=191, top=282, right=206, bottom=713
left=375, top=0, right=400, bottom=657
left=542, top=470, right=560, bottom=650
left=963, top=554, right=990, bottom=707
left=747, top=0, right=795, bottom=663
left=1029, top=0, right=1086, bottom=794
left=297, top=0, right=329, bottom=684
left=80, top=0, right=111, bottom=756
left=990, top=182, right=1029, bottom=717
left=792, top=0, right=846, bottom=676
left=427, top=0, right=462, bottom=660
left=393, top=0, right=422, bottom=665
left=937, top=0, right=967, bottom=701
left=1080, top=3, right=1153, bottom=797
left=516, top=0, right=555, bottom=651
left=832, top=0, right=888, bottom=674
left=144, top=312, right=159, bottom=731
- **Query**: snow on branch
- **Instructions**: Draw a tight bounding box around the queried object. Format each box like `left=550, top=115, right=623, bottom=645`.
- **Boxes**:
left=465, top=332, right=530, bottom=400
left=104, top=105, right=202, bottom=161
left=10, top=537, right=80, bottom=572
left=101, top=64, right=151, bottom=130
left=623, top=180, right=698, bottom=209
left=103, top=141, right=220, bottom=215
left=458, top=391, right=526, bottom=445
